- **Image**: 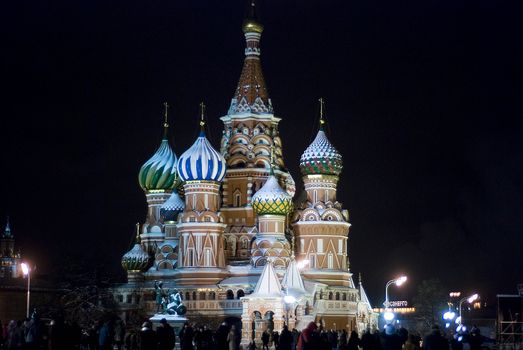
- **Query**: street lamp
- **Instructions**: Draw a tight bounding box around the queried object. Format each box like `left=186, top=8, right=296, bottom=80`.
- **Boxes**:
left=21, top=263, right=31, bottom=318
left=383, top=276, right=407, bottom=323
left=458, top=293, right=478, bottom=325
left=283, top=292, right=296, bottom=327
left=384, top=276, right=407, bottom=308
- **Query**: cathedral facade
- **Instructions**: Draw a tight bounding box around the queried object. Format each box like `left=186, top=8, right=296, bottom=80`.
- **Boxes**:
left=116, top=4, right=377, bottom=339
left=0, top=218, right=22, bottom=279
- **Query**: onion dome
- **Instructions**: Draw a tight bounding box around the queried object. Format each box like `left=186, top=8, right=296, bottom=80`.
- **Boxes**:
left=242, top=0, right=264, bottom=34
left=177, top=104, right=226, bottom=182
left=252, top=175, right=293, bottom=215
left=299, top=98, right=343, bottom=176
left=160, top=191, right=185, bottom=223
left=138, top=103, right=178, bottom=191
left=121, top=224, right=150, bottom=272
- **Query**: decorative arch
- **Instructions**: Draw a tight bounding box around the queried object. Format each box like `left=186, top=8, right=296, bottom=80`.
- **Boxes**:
left=226, top=290, right=234, bottom=300
left=233, top=189, right=242, bottom=207
left=237, top=290, right=245, bottom=299
left=255, top=257, right=267, bottom=267
left=254, top=158, right=270, bottom=169
left=158, top=261, right=173, bottom=270
left=251, top=134, right=271, bottom=145
left=301, top=208, right=320, bottom=221
left=321, top=208, right=342, bottom=222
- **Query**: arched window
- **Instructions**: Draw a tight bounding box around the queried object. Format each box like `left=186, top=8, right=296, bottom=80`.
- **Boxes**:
left=192, top=291, right=197, bottom=300
left=305, top=301, right=310, bottom=315
left=336, top=292, right=340, bottom=300
left=209, top=292, right=216, bottom=300
left=185, top=292, right=190, bottom=300
left=234, top=189, right=241, bottom=207
left=328, top=253, right=334, bottom=269
left=199, top=292, right=206, bottom=300
left=309, top=254, right=316, bottom=269
left=342, top=293, right=347, bottom=301
left=237, top=290, right=245, bottom=299
left=328, top=292, right=333, bottom=300
left=226, top=290, right=234, bottom=300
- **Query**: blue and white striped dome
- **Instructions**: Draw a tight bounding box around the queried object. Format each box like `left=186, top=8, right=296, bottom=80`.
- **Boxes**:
left=177, top=131, right=226, bottom=182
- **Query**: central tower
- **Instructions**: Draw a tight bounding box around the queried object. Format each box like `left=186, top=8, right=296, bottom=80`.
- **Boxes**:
left=220, top=2, right=295, bottom=263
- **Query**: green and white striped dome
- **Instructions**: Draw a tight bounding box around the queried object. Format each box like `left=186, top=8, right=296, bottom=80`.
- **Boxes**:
left=121, top=242, right=150, bottom=272
left=138, top=138, right=178, bottom=191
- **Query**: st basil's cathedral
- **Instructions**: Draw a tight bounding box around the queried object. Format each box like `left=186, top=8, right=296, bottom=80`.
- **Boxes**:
left=116, top=2, right=377, bottom=344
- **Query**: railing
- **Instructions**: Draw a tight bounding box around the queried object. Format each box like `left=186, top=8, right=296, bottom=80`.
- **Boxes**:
left=316, top=301, right=358, bottom=314
left=184, top=300, right=243, bottom=311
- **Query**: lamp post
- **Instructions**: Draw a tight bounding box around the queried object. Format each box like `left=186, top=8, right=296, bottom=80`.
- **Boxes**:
left=283, top=292, right=296, bottom=327
left=458, top=293, right=478, bottom=325
left=21, top=263, right=31, bottom=318
left=383, top=276, right=407, bottom=323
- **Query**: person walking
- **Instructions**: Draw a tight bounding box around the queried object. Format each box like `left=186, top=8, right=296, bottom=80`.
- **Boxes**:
left=347, top=331, right=360, bottom=350
left=297, top=322, right=319, bottom=350
left=157, top=318, right=176, bottom=350
left=179, top=322, right=194, bottom=350
left=140, top=321, right=157, bottom=350
left=279, top=326, right=293, bottom=350
left=338, top=330, right=348, bottom=350
left=422, top=326, right=448, bottom=350
left=262, top=330, right=270, bottom=350
left=380, top=325, right=403, bottom=350
left=227, top=325, right=237, bottom=350
left=98, top=321, right=111, bottom=350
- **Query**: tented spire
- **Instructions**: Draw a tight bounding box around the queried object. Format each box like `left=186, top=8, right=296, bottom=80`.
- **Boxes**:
left=359, top=274, right=372, bottom=308
left=282, top=258, right=305, bottom=294
left=3, top=217, right=11, bottom=238
left=228, top=0, right=272, bottom=115
left=252, top=261, right=282, bottom=297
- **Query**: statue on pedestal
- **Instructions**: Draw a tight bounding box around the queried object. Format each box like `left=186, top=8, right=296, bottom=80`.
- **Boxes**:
left=154, top=280, right=187, bottom=316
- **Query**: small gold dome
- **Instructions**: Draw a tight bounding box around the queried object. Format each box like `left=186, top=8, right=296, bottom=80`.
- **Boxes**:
left=242, top=19, right=264, bottom=34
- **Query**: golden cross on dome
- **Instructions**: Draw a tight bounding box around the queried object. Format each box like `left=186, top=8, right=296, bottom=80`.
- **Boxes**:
left=163, top=102, right=169, bottom=128
left=199, top=102, right=206, bottom=130
left=269, top=146, right=275, bottom=175
left=319, top=97, right=326, bottom=128
left=291, top=235, right=296, bottom=259
left=135, top=222, right=141, bottom=242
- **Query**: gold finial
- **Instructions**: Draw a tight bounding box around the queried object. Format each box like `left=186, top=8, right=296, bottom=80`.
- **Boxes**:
left=269, top=146, right=275, bottom=175
left=291, top=236, right=295, bottom=259
left=319, top=97, right=326, bottom=129
left=199, top=102, right=206, bottom=131
left=135, top=222, right=141, bottom=242
left=359, top=272, right=362, bottom=285
left=163, top=102, right=169, bottom=127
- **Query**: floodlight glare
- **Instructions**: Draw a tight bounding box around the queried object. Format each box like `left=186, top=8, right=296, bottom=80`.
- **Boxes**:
left=443, top=311, right=456, bottom=320
left=467, top=294, right=479, bottom=303
left=395, top=276, right=407, bottom=286
left=384, top=311, right=395, bottom=321
left=283, top=295, right=296, bottom=304
left=21, top=263, right=29, bottom=276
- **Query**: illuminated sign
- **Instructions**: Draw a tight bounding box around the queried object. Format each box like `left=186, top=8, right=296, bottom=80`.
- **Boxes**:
left=388, top=300, right=408, bottom=307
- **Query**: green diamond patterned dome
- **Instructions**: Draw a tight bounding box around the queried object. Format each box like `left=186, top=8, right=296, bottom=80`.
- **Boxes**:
left=300, top=129, right=343, bottom=176
left=252, top=175, right=293, bottom=215
left=121, top=243, right=150, bottom=272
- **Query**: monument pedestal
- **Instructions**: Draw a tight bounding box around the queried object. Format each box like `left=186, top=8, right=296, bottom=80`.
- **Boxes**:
left=150, top=314, right=188, bottom=337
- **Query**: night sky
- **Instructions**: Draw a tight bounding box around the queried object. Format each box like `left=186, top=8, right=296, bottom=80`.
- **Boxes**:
left=1, top=1, right=521, bottom=304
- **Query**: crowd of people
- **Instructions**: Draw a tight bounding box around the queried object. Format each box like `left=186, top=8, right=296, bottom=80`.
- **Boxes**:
left=0, top=317, right=487, bottom=350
